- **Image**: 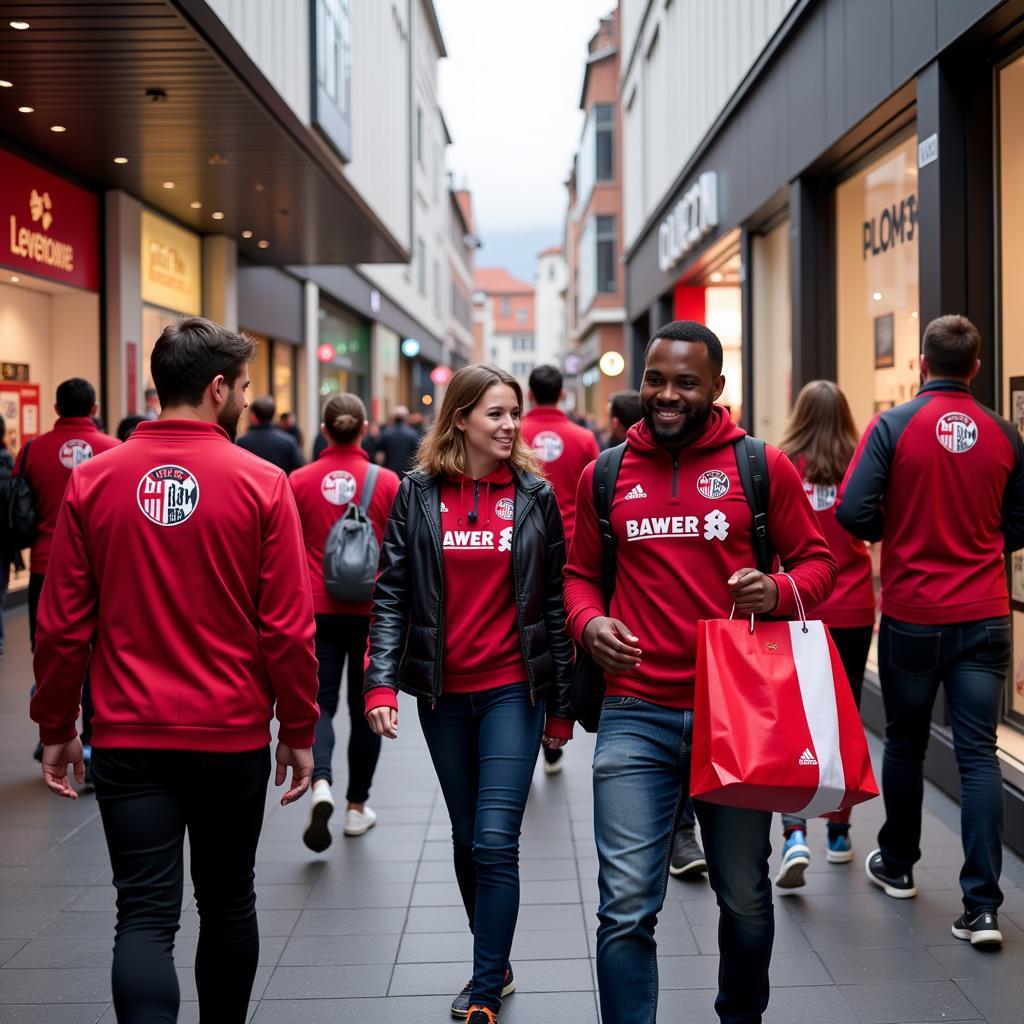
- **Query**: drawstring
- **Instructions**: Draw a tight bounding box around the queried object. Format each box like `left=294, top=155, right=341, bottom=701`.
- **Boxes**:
left=457, top=477, right=468, bottom=527
left=483, top=481, right=491, bottom=526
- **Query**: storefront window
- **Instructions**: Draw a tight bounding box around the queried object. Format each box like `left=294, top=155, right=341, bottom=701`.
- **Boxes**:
left=835, top=134, right=920, bottom=433
left=318, top=298, right=370, bottom=404
left=998, top=54, right=1024, bottom=724
left=273, top=343, right=296, bottom=420
left=751, top=219, right=791, bottom=445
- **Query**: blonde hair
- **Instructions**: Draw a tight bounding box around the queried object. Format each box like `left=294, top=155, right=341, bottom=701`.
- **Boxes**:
left=322, top=393, right=366, bottom=445
left=416, top=364, right=541, bottom=477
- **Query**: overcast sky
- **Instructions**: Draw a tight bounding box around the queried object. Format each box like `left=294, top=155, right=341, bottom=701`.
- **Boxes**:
left=435, top=0, right=616, bottom=277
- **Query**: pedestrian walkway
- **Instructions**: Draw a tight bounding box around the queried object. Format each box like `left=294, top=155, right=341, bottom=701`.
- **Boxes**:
left=2, top=604, right=1024, bottom=1024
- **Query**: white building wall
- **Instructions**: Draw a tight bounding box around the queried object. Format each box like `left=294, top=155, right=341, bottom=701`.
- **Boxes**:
left=534, top=253, right=568, bottom=370
left=620, top=0, right=796, bottom=247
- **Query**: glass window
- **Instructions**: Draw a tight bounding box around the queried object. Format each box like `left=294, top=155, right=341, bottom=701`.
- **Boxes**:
left=595, top=104, right=615, bottom=181
left=313, top=0, right=352, bottom=159
left=272, top=343, right=296, bottom=422
left=417, top=238, right=426, bottom=294
left=318, top=297, right=370, bottom=405
left=416, top=105, right=424, bottom=165
left=501, top=298, right=510, bottom=317
left=597, top=215, right=616, bottom=294
left=835, top=134, right=920, bottom=433
left=578, top=214, right=618, bottom=314
left=752, top=219, right=792, bottom=445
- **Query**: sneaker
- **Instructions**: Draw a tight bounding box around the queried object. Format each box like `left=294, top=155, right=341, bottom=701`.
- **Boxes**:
left=775, top=830, right=811, bottom=888
left=343, top=804, right=377, bottom=837
left=864, top=848, right=917, bottom=898
left=952, top=910, right=1002, bottom=948
left=451, top=967, right=515, bottom=1018
left=669, top=828, right=707, bottom=878
left=466, top=1009, right=498, bottom=1024
left=302, top=783, right=335, bottom=852
left=543, top=748, right=564, bottom=775
left=826, top=832, right=853, bottom=864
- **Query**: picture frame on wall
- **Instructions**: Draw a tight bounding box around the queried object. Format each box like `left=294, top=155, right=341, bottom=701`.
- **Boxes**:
left=874, top=313, right=895, bottom=369
left=1012, top=378, right=1024, bottom=613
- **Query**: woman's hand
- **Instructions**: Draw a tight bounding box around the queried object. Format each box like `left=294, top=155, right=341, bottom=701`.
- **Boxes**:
left=367, top=706, right=399, bottom=739
left=542, top=735, right=568, bottom=750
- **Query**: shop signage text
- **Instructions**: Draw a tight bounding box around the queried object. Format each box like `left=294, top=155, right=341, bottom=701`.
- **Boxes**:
left=1, top=149, right=99, bottom=291
left=863, top=194, right=917, bottom=260
left=918, top=133, right=938, bottom=169
left=141, top=211, right=202, bottom=315
left=658, top=172, right=718, bottom=273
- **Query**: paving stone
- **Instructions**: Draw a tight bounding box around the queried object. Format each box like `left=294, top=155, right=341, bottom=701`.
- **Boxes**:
left=838, top=981, right=982, bottom=1022
left=262, top=964, right=391, bottom=999
left=0, top=1006, right=110, bottom=1024
left=817, top=945, right=948, bottom=985
left=278, top=934, right=401, bottom=966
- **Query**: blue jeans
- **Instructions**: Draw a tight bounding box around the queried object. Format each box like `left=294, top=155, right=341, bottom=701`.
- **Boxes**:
left=594, top=697, right=773, bottom=1024
left=877, top=614, right=1010, bottom=913
left=417, top=684, right=545, bottom=1012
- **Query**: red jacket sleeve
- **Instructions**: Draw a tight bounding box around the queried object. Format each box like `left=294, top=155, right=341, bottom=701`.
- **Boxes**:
left=259, top=474, right=320, bottom=748
left=562, top=461, right=605, bottom=645
left=764, top=449, right=838, bottom=617
left=30, top=474, right=96, bottom=744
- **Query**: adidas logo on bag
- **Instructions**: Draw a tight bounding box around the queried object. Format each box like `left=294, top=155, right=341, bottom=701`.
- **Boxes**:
left=798, top=748, right=818, bottom=766
left=624, top=484, right=647, bottom=501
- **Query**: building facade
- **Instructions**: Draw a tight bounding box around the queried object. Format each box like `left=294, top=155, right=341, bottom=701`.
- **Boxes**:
left=473, top=269, right=536, bottom=388
left=447, top=188, right=479, bottom=373
left=534, top=246, right=568, bottom=374
left=620, top=0, right=1024, bottom=852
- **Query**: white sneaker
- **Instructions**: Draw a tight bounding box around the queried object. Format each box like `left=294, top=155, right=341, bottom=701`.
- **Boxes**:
left=343, top=805, right=377, bottom=836
left=302, top=782, right=335, bottom=853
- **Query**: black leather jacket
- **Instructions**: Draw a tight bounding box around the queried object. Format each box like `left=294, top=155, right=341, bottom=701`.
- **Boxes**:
left=364, top=468, right=574, bottom=718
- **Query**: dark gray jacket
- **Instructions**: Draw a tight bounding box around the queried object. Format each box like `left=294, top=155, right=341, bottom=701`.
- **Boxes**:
left=364, top=468, right=574, bottom=716
left=236, top=424, right=304, bottom=474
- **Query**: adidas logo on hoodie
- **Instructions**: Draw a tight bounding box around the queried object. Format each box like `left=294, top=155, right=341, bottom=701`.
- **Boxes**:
left=798, top=748, right=818, bottom=766
left=624, top=484, right=647, bottom=500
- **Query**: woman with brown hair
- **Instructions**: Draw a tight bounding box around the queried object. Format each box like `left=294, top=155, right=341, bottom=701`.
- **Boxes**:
left=289, top=394, right=400, bottom=850
left=773, top=380, right=876, bottom=888
left=364, top=365, right=575, bottom=1024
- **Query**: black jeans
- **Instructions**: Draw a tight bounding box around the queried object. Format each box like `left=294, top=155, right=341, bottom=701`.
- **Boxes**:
left=312, top=613, right=380, bottom=802
left=877, top=615, right=1010, bottom=913
left=92, top=746, right=271, bottom=1024
left=781, top=624, right=874, bottom=836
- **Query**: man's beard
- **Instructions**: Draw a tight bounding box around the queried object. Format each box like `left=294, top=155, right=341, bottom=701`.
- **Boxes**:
left=641, top=400, right=714, bottom=446
left=218, top=394, right=244, bottom=442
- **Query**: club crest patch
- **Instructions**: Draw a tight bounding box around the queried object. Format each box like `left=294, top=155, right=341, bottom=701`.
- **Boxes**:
left=531, top=431, right=565, bottom=463
left=58, top=439, right=94, bottom=470
left=803, top=480, right=837, bottom=511
left=696, top=469, right=730, bottom=500
left=321, top=470, right=357, bottom=506
left=495, top=497, right=515, bottom=521
left=935, top=412, right=978, bottom=454
left=137, top=465, right=199, bottom=526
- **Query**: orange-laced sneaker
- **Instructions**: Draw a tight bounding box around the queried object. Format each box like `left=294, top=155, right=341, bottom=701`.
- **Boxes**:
left=466, top=1007, right=498, bottom=1024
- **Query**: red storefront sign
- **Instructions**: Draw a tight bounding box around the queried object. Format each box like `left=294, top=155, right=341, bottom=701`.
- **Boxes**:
left=1, top=148, right=100, bottom=291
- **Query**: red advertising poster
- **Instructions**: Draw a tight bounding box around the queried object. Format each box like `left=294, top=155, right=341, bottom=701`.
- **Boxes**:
left=1, top=148, right=100, bottom=291
left=0, top=382, right=42, bottom=454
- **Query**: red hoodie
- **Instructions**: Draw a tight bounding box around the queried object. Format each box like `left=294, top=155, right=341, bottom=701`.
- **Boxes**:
left=564, top=411, right=837, bottom=709
left=15, top=417, right=120, bottom=575
left=521, top=407, right=599, bottom=542
left=790, top=456, right=875, bottom=630
left=30, top=419, right=320, bottom=752
left=289, top=444, right=400, bottom=616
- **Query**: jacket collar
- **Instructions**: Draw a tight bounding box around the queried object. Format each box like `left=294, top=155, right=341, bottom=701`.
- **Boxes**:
left=918, top=379, right=971, bottom=395
left=408, top=466, right=545, bottom=493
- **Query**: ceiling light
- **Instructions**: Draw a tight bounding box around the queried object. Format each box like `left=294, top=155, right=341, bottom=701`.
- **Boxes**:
left=872, top=291, right=883, bottom=301
left=254, top=182, right=265, bottom=192
left=50, top=125, right=66, bottom=133
left=911, top=311, right=919, bottom=319
left=208, top=153, right=229, bottom=166
left=10, top=21, right=30, bottom=30
left=162, top=180, right=175, bottom=189
left=190, top=200, right=202, bottom=209
left=113, top=156, right=128, bottom=164
left=709, top=272, right=724, bottom=283
left=241, top=230, right=253, bottom=239
left=10, top=275, right=19, bottom=283
left=17, top=105, right=32, bottom=113
left=211, top=211, right=224, bottom=220
left=0, top=80, right=13, bottom=88
left=257, top=240, right=270, bottom=249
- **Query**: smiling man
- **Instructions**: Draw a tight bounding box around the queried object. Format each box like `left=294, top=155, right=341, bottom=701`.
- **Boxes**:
left=564, top=320, right=837, bottom=1024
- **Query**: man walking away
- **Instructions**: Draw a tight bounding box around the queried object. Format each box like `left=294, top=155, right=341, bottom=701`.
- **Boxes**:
left=838, top=314, right=1024, bottom=949
left=279, top=411, right=304, bottom=448
left=237, top=395, right=304, bottom=473
left=521, top=364, right=599, bottom=777
left=565, top=320, right=836, bottom=1024
left=30, top=316, right=319, bottom=1023
left=374, top=404, right=421, bottom=478
left=605, top=389, right=641, bottom=448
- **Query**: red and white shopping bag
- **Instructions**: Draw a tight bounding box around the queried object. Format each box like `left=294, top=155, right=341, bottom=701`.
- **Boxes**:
left=691, top=576, right=878, bottom=816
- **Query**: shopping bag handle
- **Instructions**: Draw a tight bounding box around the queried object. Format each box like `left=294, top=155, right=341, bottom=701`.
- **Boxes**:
left=728, top=573, right=808, bottom=634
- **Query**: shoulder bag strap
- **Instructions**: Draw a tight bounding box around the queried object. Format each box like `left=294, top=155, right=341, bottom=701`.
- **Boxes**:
left=732, top=435, right=775, bottom=574
left=359, top=462, right=380, bottom=511
left=593, top=442, right=627, bottom=609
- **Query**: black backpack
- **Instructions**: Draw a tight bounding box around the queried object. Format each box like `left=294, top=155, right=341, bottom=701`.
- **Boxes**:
left=323, top=464, right=381, bottom=602
left=569, top=436, right=773, bottom=732
left=0, top=440, right=37, bottom=556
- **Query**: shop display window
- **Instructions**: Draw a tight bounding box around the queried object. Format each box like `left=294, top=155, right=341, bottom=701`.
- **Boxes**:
left=318, top=299, right=370, bottom=404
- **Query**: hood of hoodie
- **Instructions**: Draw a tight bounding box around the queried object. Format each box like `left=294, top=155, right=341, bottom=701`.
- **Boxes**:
left=626, top=405, right=745, bottom=458
left=442, top=464, right=515, bottom=529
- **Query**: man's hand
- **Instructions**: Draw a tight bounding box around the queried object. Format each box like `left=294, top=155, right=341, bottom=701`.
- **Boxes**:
left=367, top=707, right=398, bottom=739
left=542, top=735, right=568, bottom=750
left=42, top=738, right=84, bottom=800
left=583, top=616, right=642, bottom=675
left=728, top=568, right=779, bottom=614
left=275, top=743, right=313, bottom=805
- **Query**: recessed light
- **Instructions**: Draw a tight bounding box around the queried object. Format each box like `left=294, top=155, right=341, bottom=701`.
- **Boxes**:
left=709, top=272, right=724, bottom=283
left=113, top=156, right=128, bottom=164
left=10, top=275, right=19, bottom=283
left=872, top=291, right=883, bottom=301
left=190, top=200, right=202, bottom=209
left=257, top=240, right=270, bottom=249
left=0, top=80, right=13, bottom=88
left=50, top=124, right=66, bottom=133
left=911, top=311, right=919, bottom=319
left=241, top=230, right=253, bottom=239
left=10, top=21, right=30, bottom=31
left=208, top=153, right=229, bottom=166
left=17, top=105, right=32, bottom=113
left=254, top=182, right=265, bottom=192
left=162, top=180, right=175, bottom=189
left=211, top=211, right=224, bottom=220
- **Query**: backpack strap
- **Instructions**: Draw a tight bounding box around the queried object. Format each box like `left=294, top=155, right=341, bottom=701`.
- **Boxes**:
left=732, top=436, right=775, bottom=574
left=14, top=439, right=31, bottom=478
left=593, top=442, right=627, bottom=607
left=359, top=463, right=380, bottom=512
